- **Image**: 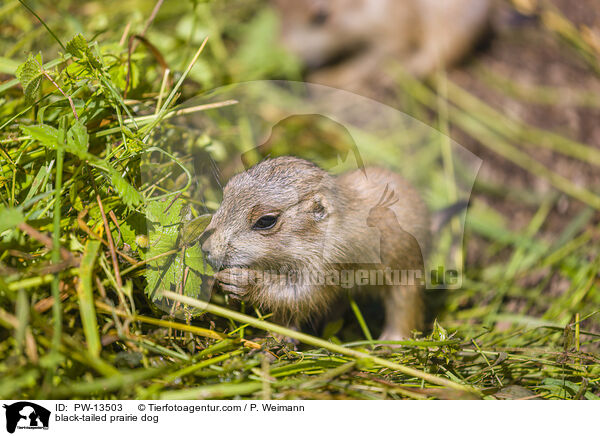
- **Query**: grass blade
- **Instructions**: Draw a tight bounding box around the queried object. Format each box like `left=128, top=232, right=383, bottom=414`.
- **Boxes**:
left=77, top=240, right=102, bottom=357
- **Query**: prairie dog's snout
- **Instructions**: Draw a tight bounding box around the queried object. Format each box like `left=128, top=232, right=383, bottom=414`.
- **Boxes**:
left=199, top=227, right=219, bottom=267
left=203, top=156, right=431, bottom=340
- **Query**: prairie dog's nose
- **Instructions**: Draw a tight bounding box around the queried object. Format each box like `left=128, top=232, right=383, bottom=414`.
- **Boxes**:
left=201, top=233, right=215, bottom=259
left=201, top=238, right=211, bottom=259
left=201, top=232, right=224, bottom=268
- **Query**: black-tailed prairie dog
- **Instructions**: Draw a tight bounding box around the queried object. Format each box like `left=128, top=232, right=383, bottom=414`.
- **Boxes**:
left=201, top=157, right=430, bottom=340
left=273, top=0, right=492, bottom=91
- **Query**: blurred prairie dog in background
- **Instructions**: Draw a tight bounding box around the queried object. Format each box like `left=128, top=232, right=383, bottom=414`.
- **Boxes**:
left=272, top=0, right=492, bottom=91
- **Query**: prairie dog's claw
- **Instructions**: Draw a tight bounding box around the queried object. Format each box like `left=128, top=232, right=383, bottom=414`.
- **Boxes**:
left=218, top=283, right=248, bottom=300
left=215, top=267, right=256, bottom=286
left=215, top=268, right=258, bottom=300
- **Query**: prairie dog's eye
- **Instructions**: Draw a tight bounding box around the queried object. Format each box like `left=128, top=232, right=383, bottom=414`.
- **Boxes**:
left=252, top=214, right=279, bottom=230
left=310, top=8, right=329, bottom=26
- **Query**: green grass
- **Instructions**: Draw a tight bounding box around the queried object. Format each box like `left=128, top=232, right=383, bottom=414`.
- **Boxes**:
left=0, top=0, right=598, bottom=400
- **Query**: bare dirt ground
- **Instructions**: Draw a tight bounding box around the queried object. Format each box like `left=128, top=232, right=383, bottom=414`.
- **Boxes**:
left=452, top=0, right=600, bottom=227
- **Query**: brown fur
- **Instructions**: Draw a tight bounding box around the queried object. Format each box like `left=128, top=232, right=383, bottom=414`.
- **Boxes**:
left=272, top=0, right=491, bottom=91
left=201, top=156, right=430, bottom=339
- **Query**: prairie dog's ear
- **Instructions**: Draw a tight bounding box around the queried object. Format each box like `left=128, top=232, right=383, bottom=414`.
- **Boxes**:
left=309, top=192, right=330, bottom=222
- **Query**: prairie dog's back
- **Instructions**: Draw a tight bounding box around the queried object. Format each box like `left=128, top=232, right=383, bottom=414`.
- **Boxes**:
left=336, top=167, right=431, bottom=262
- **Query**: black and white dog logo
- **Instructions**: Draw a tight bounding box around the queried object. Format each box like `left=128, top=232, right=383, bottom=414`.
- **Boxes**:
left=3, top=402, right=50, bottom=433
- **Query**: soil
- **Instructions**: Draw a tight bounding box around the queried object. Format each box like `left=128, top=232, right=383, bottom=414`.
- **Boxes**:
left=449, top=0, right=600, bottom=230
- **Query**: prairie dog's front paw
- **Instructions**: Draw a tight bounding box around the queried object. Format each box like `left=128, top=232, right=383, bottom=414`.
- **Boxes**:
left=214, top=268, right=258, bottom=300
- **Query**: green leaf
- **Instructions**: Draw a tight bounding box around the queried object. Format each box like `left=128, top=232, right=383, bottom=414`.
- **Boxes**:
left=109, top=169, right=142, bottom=207
left=180, top=213, right=212, bottom=246
left=183, top=267, right=206, bottom=299
left=77, top=240, right=102, bottom=357
left=117, top=212, right=146, bottom=249
left=23, top=161, right=53, bottom=204
left=22, top=123, right=88, bottom=160
left=0, top=206, right=24, bottom=233
left=15, top=53, right=43, bottom=103
left=541, top=378, right=598, bottom=400
left=66, top=120, right=89, bottom=153
left=20, top=124, right=59, bottom=149
left=431, top=319, right=448, bottom=341
left=66, top=34, right=102, bottom=69
left=184, top=245, right=211, bottom=275
left=143, top=198, right=211, bottom=302
left=65, top=34, right=89, bottom=58
left=322, top=318, right=344, bottom=340
left=146, top=197, right=184, bottom=227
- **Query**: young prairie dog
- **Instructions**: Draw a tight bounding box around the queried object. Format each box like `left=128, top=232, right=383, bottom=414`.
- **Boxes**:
left=272, top=0, right=491, bottom=90
left=201, top=156, right=430, bottom=340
